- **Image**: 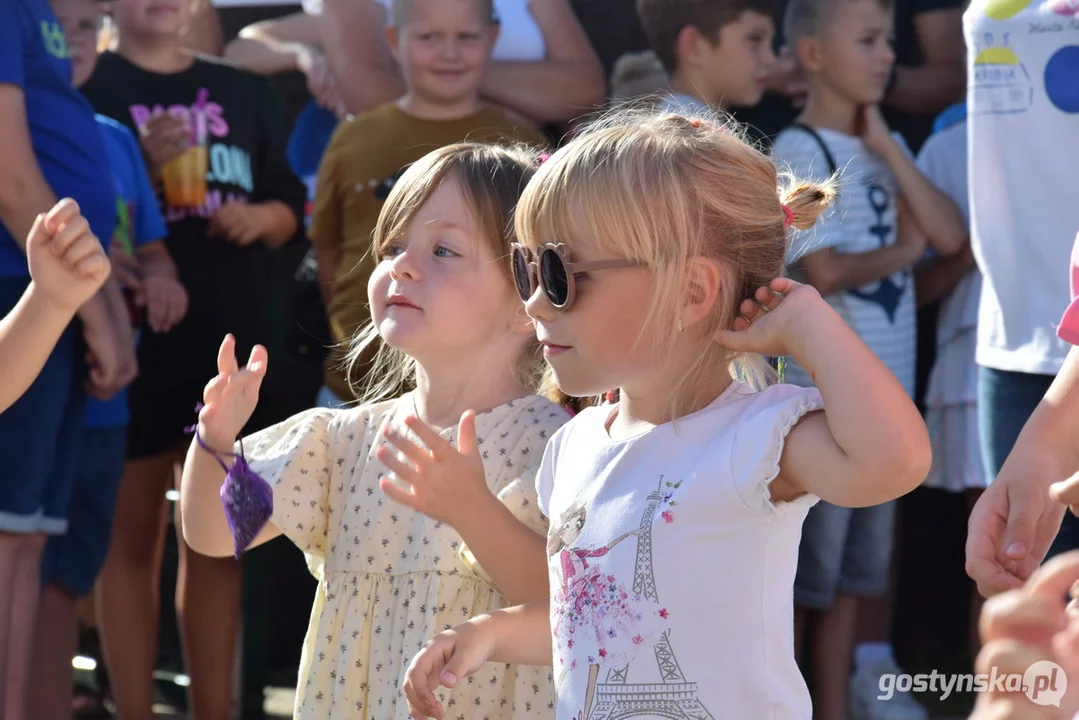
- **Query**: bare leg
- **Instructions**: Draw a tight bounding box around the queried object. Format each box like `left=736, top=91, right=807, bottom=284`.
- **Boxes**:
left=175, top=466, right=241, bottom=720
left=27, top=584, right=78, bottom=720
left=583, top=664, right=600, bottom=720
left=0, top=533, right=23, bottom=712
left=811, top=594, right=858, bottom=720
left=97, top=454, right=173, bottom=720
left=794, top=606, right=807, bottom=668
left=5, top=533, right=47, bottom=720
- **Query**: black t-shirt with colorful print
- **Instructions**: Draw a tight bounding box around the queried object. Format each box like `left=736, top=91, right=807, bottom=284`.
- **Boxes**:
left=81, top=52, right=305, bottom=400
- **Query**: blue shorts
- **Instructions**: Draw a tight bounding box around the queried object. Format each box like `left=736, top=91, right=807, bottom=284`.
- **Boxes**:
left=794, top=499, right=896, bottom=609
left=0, top=277, right=84, bottom=535
left=42, top=426, right=126, bottom=596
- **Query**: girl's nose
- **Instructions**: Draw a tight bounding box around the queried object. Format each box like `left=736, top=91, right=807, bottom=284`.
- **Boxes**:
left=389, top=250, right=421, bottom=282
left=524, top=284, right=556, bottom=322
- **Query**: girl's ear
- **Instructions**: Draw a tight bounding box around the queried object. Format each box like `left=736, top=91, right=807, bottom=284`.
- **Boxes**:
left=680, top=256, right=725, bottom=331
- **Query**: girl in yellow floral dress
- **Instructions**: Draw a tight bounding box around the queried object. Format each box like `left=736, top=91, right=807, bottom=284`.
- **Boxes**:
left=178, top=143, right=568, bottom=719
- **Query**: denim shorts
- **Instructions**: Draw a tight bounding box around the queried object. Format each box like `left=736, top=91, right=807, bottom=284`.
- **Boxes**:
left=794, top=499, right=896, bottom=609
left=41, top=426, right=126, bottom=596
left=0, top=277, right=84, bottom=535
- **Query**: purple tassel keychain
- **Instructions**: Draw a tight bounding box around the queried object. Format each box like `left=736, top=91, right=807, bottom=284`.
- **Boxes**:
left=189, top=409, right=274, bottom=558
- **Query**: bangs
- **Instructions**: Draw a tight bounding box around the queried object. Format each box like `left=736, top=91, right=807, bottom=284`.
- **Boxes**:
left=515, top=127, right=698, bottom=269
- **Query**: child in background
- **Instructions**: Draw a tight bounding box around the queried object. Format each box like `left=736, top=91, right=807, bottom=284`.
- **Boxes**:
left=773, top=0, right=967, bottom=716
left=913, top=103, right=985, bottom=663
left=0, top=200, right=111, bottom=413
left=181, top=143, right=569, bottom=719
left=79, top=0, right=306, bottom=716
left=29, top=0, right=189, bottom=715
left=311, top=0, right=547, bottom=408
left=402, top=106, right=931, bottom=720
left=635, top=0, right=778, bottom=113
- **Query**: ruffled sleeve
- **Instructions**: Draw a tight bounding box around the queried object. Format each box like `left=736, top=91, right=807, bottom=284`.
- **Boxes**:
left=244, top=408, right=337, bottom=562
left=729, top=384, right=825, bottom=514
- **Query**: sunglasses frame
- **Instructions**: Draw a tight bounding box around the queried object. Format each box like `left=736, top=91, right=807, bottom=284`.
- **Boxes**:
left=511, top=242, right=640, bottom=311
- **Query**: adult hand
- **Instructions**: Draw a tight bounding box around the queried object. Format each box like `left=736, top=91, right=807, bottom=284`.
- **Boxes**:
left=967, top=450, right=1068, bottom=597
left=138, top=111, right=190, bottom=178
left=296, top=45, right=347, bottom=118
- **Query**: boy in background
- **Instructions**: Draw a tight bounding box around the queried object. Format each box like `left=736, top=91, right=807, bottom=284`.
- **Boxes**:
left=635, top=0, right=778, bottom=113
left=772, top=0, right=967, bottom=716
left=311, top=0, right=547, bottom=408
left=29, top=0, right=189, bottom=715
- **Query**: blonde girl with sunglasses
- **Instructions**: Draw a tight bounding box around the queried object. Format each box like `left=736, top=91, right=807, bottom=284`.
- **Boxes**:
left=403, top=106, right=933, bottom=720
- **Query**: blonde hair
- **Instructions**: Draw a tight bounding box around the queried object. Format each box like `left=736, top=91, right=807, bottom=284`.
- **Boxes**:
left=345, top=142, right=548, bottom=405
left=515, top=104, right=835, bottom=419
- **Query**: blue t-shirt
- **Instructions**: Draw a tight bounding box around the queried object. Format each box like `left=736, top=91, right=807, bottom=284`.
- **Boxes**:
left=0, top=0, right=115, bottom=276
left=83, top=116, right=167, bottom=429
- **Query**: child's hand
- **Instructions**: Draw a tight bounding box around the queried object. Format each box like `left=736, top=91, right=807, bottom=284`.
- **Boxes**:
left=197, top=334, right=268, bottom=452
left=376, top=411, right=491, bottom=528
left=28, top=199, right=111, bottom=313
left=209, top=203, right=269, bottom=247
left=138, top=111, right=190, bottom=178
left=403, top=621, right=496, bottom=720
left=857, top=105, right=894, bottom=156
left=971, top=551, right=1079, bottom=720
left=714, top=277, right=823, bottom=359
left=142, top=275, right=189, bottom=333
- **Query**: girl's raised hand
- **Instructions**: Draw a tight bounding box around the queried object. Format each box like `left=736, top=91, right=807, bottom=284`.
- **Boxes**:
left=198, top=334, right=267, bottom=451
left=376, top=411, right=490, bottom=527
left=403, top=623, right=495, bottom=720
left=715, top=277, right=822, bottom=358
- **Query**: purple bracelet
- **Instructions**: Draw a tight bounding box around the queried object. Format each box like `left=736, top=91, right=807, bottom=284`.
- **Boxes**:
left=194, top=428, right=274, bottom=559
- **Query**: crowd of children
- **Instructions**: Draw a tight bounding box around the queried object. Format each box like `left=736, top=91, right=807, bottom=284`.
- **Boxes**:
left=1, top=0, right=1077, bottom=718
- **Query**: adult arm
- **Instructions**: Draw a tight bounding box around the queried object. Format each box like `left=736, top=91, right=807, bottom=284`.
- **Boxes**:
left=914, top=245, right=974, bottom=308
left=223, top=12, right=322, bottom=75
left=478, top=0, right=605, bottom=124
left=883, top=9, right=966, bottom=117
left=319, top=0, right=404, bottom=115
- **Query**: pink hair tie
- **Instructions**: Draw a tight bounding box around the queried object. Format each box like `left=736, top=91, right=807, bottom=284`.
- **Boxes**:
left=539, top=153, right=551, bottom=163
left=690, top=119, right=702, bottom=128
left=782, top=204, right=795, bottom=228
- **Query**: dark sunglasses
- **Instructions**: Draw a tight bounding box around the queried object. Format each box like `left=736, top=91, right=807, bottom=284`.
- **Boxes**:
left=510, top=242, right=640, bottom=311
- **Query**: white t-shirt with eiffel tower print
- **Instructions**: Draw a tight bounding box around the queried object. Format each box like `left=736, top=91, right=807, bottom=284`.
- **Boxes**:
left=772, top=127, right=917, bottom=397
left=537, top=381, right=824, bottom=720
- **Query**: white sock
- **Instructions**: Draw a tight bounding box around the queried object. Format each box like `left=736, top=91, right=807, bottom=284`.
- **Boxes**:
left=854, top=642, right=894, bottom=671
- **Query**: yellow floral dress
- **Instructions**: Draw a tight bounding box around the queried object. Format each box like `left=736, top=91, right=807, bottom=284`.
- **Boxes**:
left=243, top=393, right=569, bottom=720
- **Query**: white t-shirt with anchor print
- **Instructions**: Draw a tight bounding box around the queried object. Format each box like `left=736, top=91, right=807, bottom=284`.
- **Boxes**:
left=536, top=381, right=824, bottom=720
left=772, top=128, right=917, bottom=397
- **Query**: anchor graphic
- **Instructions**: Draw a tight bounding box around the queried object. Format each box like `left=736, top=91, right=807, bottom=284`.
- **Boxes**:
left=847, top=183, right=908, bottom=323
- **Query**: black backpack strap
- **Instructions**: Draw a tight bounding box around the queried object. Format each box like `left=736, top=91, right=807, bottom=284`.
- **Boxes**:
left=789, top=122, right=839, bottom=177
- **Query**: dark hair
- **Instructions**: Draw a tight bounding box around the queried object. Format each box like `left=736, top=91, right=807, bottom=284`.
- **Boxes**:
left=390, top=0, right=496, bottom=28
left=784, top=0, right=893, bottom=45
left=636, top=0, right=779, bottom=73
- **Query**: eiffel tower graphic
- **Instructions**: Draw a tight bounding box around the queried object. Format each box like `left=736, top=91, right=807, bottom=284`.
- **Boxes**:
left=587, top=479, right=714, bottom=720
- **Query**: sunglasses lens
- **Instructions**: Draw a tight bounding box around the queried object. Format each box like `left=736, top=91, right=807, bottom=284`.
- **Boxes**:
left=539, top=249, right=570, bottom=307
left=511, top=247, right=531, bottom=302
